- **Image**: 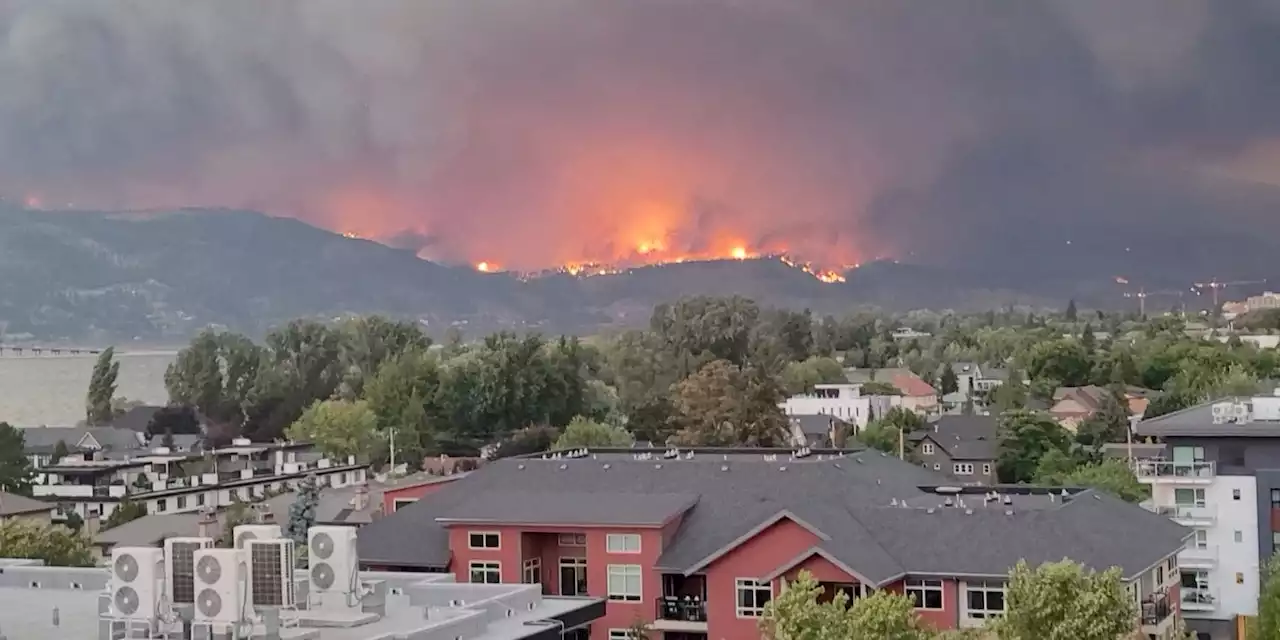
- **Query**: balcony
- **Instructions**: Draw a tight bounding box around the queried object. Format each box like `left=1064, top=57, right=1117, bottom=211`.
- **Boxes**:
left=653, top=574, right=708, bottom=634
left=1142, top=502, right=1217, bottom=526
left=1182, top=587, right=1217, bottom=612
left=1179, top=545, right=1219, bottom=569
left=1140, top=590, right=1175, bottom=632
left=655, top=597, right=707, bottom=625
left=1134, top=460, right=1216, bottom=484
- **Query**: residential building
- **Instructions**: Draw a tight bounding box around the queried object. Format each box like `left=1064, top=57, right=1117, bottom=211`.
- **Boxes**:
left=973, top=368, right=1011, bottom=394
left=21, top=425, right=148, bottom=469
left=1050, top=386, right=1151, bottom=431
left=843, top=368, right=939, bottom=414
left=32, top=437, right=368, bottom=522
left=950, top=362, right=983, bottom=398
left=781, top=383, right=900, bottom=429
left=381, top=472, right=470, bottom=515
left=0, top=557, right=603, bottom=639
left=0, top=491, right=54, bottom=525
left=908, top=416, right=999, bottom=485
left=1245, top=292, right=1280, bottom=313
left=358, top=446, right=1190, bottom=639
left=786, top=414, right=851, bottom=448
left=1133, top=393, right=1280, bottom=639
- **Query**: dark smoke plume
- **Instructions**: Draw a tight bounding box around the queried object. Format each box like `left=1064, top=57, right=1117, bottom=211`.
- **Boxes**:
left=1, top=0, right=1279, bottom=278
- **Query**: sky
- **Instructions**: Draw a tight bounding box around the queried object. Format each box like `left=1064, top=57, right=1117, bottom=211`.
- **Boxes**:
left=1, top=0, right=1279, bottom=276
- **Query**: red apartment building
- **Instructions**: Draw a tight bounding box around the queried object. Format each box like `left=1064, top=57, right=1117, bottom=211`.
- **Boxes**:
left=358, top=447, right=1192, bottom=640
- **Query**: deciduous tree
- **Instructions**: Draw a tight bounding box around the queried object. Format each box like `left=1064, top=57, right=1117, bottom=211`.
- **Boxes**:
left=86, top=346, right=120, bottom=425
left=760, top=571, right=935, bottom=640
left=102, top=500, right=147, bottom=530
left=781, top=356, right=847, bottom=395
left=997, top=410, right=1072, bottom=484
left=287, top=399, right=378, bottom=461
left=996, top=560, right=1134, bottom=640
left=0, top=520, right=94, bottom=567
left=669, top=360, right=788, bottom=447
left=1250, top=554, right=1280, bottom=640
left=553, top=416, right=633, bottom=450
left=0, top=423, right=34, bottom=495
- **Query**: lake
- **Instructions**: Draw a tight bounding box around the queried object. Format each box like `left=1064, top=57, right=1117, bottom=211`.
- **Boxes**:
left=0, top=351, right=176, bottom=426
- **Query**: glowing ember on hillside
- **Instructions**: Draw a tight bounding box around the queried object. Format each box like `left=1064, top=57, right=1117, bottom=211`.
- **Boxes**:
left=476, top=261, right=494, bottom=273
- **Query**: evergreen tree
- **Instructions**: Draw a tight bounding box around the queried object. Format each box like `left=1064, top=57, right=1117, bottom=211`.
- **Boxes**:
left=0, top=423, right=34, bottom=495
left=50, top=440, right=69, bottom=465
left=286, top=474, right=320, bottom=548
left=939, top=363, right=959, bottom=395
left=1065, top=299, right=1078, bottom=322
left=86, top=347, right=120, bottom=425
left=1080, top=323, right=1096, bottom=352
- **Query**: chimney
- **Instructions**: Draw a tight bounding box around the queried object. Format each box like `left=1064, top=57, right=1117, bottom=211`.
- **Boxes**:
left=197, top=507, right=217, bottom=539
left=354, top=482, right=370, bottom=512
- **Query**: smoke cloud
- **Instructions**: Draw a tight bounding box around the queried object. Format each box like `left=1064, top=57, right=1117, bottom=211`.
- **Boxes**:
left=1, top=0, right=1279, bottom=275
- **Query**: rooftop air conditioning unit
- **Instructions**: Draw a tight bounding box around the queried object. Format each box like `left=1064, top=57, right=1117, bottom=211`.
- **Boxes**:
left=193, top=548, right=248, bottom=626
left=309, top=526, right=359, bottom=597
left=164, top=537, right=214, bottom=606
left=247, top=539, right=297, bottom=608
left=234, top=524, right=282, bottom=549
left=110, top=547, right=164, bottom=620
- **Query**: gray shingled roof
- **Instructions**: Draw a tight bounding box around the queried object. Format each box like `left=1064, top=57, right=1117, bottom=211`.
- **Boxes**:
left=908, top=416, right=999, bottom=461
left=0, top=492, right=53, bottom=516
left=1134, top=399, right=1280, bottom=437
left=438, top=491, right=699, bottom=526
left=357, top=449, right=1188, bottom=583
left=20, top=426, right=146, bottom=454
left=789, top=414, right=848, bottom=437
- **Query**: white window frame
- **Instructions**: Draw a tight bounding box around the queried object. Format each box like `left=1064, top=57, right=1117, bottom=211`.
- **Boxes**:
left=522, top=558, right=541, bottom=585
left=606, top=533, right=642, bottom=554
left=469, top=561, right=501, bottom=584
left=954, top=463, right=975, bottom=475
left=558, top=533, right=587, bottom=547
left=905, top=578, right=944, bottom=610
left=607, top=564, right=642, bottom=602
left=982, top=463, right=992, bottom=476
left=559, top=557, right=588, bottom=596
left=468, top=531, right=501, bottom=550
left=735, top=578, right=773, bottom=618
left=962, top=581, right=1005, bottom=623
left=921, top=443, right=935, bottom=455
left=1174, top=488, right=1207, bottom=507
left=608, top=631, right=638, bottom=640
left=392, top=498, right=417, bottom=512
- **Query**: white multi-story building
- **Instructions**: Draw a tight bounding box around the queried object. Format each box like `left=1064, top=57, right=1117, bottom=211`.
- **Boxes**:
left=1135, top=393, right=1280, bottom=640
left=781, top=383, right=901, bottom=429
left=32, top=438, right=369, bottom=522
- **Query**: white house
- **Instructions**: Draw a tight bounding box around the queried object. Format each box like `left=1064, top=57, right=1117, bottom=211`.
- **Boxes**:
left=782, top=383, right=901, bottom=429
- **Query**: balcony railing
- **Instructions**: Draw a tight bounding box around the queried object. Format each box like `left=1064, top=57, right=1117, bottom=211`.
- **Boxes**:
left=1140, top=591, right=1174, bottom=626
left=656, top=597, right=707, bottom=623
left=1133, top=460, right=1216, bottom=480
left=1182, top=586, right=1216, bottom=611
left=1143, top=503, right=1217, bottom=523
left=1180, top=545, right=1219, bottom=566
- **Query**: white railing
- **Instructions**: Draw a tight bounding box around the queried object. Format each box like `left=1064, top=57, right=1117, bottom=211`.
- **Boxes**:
left=1180, top=546, right=1219, bottom=566
left=1181, top=586, right=1216, bottom=611
left=1133, top=460, right=1216, bottom=479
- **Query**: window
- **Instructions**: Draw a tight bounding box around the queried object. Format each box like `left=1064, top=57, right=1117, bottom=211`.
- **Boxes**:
left=1273, top=531, right=1280, bottom=554
left=606, top=533, right=641, bottom=554
left=392, top=498, right=416, bottom=512
left=1235, top=530, right=1244, bottom=543
left=156, top=500, right=167, bottom=513
left=469, top=561, right=500, bottom=584
left=608, top=631, right=638, bottom=640
left=558, top=533, right=587, bottom=547
left=1233, top=489, right=1242, bottom=501
left=196, top=493, right=205, bottom=506
left=1272, top=488, right=1280, bottom=509
left=933, top=463, right=941, bottom=471
left=982, top=463, right=992, bottom=476
left=1156, top=565, right=1164, bottom=586
left=1167, top=556, right=1176, bottom=574
left=607, top=565, right=642, bottom=602
left=522, top=558, right=541, bottom=585
left=954, top=463, right=975, bottom=475
left=1193, top=529, right=1208, bottom=549
left=921, top=443, right=935, bottom=455
left=468, top=532, right=501, bottom=549
left=905, top=579, right=944, bottom=610
left=1174, top=488, right=1206, bottom=507
left=559, top=558, right=588, bottom=596
left=176, top=496, right=187, bottom=510
left=736, top=578, right=772, bottom=617
left=964, top=581, right=1005, bottom=620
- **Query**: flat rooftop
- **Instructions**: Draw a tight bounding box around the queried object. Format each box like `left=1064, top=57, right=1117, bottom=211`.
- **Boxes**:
left=0, top=560, right=602, bottom=640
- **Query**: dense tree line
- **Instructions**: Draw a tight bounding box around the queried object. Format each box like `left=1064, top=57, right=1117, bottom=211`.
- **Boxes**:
left=157, top=299, right=1280, bottom=469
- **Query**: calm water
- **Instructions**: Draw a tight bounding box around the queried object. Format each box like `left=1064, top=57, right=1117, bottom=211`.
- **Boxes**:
left=0, top=351, right=176, bottom=426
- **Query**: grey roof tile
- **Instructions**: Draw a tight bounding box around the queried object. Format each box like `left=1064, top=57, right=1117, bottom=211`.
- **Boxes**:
left=438, top=491, right=699, bottom=527
left=356, top=449, right=1188, bottom=583
left=909, top=416, right=999, bottom=461
left=0, top=491, right=53, bottom=516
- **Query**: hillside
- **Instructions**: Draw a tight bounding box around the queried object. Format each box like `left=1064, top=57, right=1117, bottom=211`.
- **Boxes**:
left=0, top=206, right=1241, bottom=341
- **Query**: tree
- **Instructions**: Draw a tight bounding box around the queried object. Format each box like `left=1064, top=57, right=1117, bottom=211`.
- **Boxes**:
left=553, top=416, right=633, bottom=450
left=161, top=428, right=176, bottom=450
left=337, top=315, right=432, bottom=399
left=624, top=618, right=653, bottom=640
left=50, top=440, right=69, bottom=465
left=86, top=347, right=120, bottom=425
left=668, top=360, right=788, bottom=447
left=0, top=423, right=34, bottom=495
left=859, top=408, right=925, bottom=455
left=781, top=356, right=847, bottom=395
left=285, top=474, right=319, bottom=548
left=364, top=347, right=440, bottom=463
left=218, top=501, right=257, bottom=547
left=1075, top=389, right=1130, bottom=450
left=1251, top=553, right=1280, bottom=640
left=1080, top=323, right=1096, bottom=352
left=1065, top=299, right=1078, bottom=322
left=1026, top=340, right=1092, bottom=387
left=996, top=410, right=1072, bottom=484
left=0, top=520, right=94, bottom=566
left=939, top=363, right=959, bottom=395
left=991, top=375, right=1028, bottom=413
left=287, top=399, right=378, bottom=461
left=760, top=570, right=934, bottom=640
left=146, top=404, right=202, bottom=437
left=102, top=500, right=148, bottom=530
left=995, top=560, right=1134, bottom=640
left=861, top=381, right=901, bottom=396
left=1034, top=456, right=1147, bottom=503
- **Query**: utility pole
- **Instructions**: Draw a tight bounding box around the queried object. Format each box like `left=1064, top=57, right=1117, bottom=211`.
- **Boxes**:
left=388, top=428, right=397, bottom=471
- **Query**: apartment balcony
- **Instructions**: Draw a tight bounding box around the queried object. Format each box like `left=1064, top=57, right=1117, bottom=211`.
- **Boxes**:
left=1134, top=460, right=1216, bottom=484
left=1142, top=502, right=1217, bottom=526
left=653, top=597, right=708, bottom=632
left=1179, top=545, right=1219, bottom=569
left=1140, top=589, right=1175, bottom=634
left=1181, top=587, right=1217, bottom=612
left=31, top=484, right=126, bottom=499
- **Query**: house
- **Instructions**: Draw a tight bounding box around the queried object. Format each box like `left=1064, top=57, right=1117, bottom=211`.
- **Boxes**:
left=974, top=368, right=1011, bottom=393
left=21, top=425, right=148, bottom=469
left=908, top=416, right=1000, bottom=485
left=1133, top=393, right=1280, bottom=640
left=357, top=446, right=1190, bottom=639
left=786, top=414, right=851, bottom=448
left=0, top=491, right=54, bottom=525
left=844, top=368, right=939, bottom=414
left=381, top=472, right=471, bottom=515
left=951, top=362, right=982, bottom=398
left=781, top=383, right=900, bottom=429
left=1050, top=386, right=1150, bottom=431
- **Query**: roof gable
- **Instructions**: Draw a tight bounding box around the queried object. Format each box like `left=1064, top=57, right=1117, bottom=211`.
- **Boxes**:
left=760, top=547, right=879, bottom=585
left=681, top=510, right=830, bottom=575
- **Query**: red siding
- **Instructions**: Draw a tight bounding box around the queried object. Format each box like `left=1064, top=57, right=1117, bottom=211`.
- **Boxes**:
left=703, top=517, right=825, bottom=640
left=881, top=579, right=959, bottom=629
left=381, top=477, right=462, bottom=514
